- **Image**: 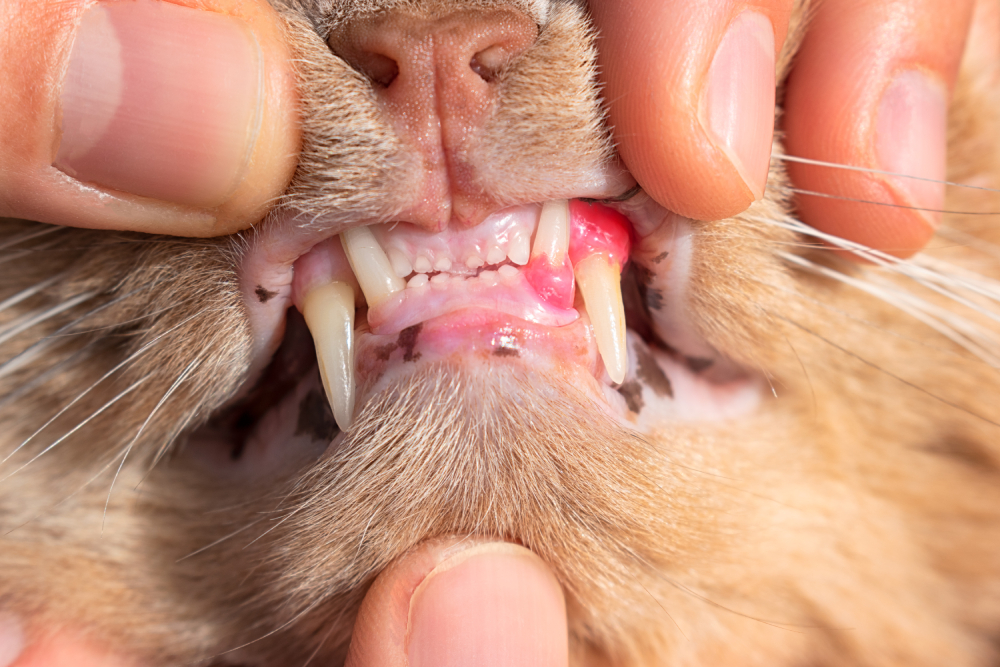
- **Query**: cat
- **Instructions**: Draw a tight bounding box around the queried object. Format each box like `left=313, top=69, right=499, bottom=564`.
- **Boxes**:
left=3, top=0, right=1000, bottom=665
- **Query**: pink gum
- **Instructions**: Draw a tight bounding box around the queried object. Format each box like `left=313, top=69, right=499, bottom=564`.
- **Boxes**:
left=525, top=200, right=633, bottom=309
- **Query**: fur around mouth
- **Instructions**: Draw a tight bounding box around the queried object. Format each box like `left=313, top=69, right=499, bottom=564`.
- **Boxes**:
left=228, top=195, right=762, bottom=458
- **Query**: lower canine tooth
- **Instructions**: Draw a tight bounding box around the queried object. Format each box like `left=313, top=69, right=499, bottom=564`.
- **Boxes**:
left=574, top=254, right=628, bottom=384
left=302, top=281, right=355, bottom=432
left=340, top=226, right=406, bottom=306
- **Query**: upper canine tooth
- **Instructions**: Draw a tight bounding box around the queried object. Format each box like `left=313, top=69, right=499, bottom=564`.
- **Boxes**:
left=302, top=281, right=355, bottom=432
left=340, top=227, right=406, bottom=307
left=574, top=254, right=628, bottom=384
left=532, top=200, right=570, bottom=264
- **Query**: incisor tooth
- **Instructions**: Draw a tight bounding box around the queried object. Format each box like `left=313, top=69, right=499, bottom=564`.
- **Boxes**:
left=508, top=232, right=530, bottom=265
left=574, top=254, right=627, bottom=384
left=532, top=199, right=570, bottom=263
left=302, top=281, right=355, bottom=432
left=340, top=227, right=406, bottom=306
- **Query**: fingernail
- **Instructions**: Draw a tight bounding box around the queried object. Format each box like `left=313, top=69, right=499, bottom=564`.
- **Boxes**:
left=407, top=543, right=568, bottom=667
left=0, top=614, right=24, bottom=667
left=875, top=70, right=947, bottom=228
left=702, top=11, right=775, bottom=201
left=56, top=0, right=263, bottom=208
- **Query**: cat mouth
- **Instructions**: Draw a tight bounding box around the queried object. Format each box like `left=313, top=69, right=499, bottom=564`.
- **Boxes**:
left=233, top=195, right=761, bottom=449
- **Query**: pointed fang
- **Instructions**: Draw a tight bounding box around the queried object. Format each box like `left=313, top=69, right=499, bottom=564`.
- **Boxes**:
left=574, top=254, right=627, bottom=384
left=302, top=281, right=356, bottom=432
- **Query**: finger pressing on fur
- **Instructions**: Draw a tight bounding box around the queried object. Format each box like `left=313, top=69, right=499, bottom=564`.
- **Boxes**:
left=9, top=628, right=138, bottom=667
left=345, top=540, right=568, bottom=667
left=0, top=0, right=299, bottom=237
left=591, top=0, right=794, bottom=221
left=783, top=0, right=974, bottom=258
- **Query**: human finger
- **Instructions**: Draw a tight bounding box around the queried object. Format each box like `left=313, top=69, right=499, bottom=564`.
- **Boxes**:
left=590, top=0, right=794, bottom=221
left=345, top=540, right=568, bottom=667
left=0, top=0, right=299, bottom=237
left=782, top=0, right=974, bottom=257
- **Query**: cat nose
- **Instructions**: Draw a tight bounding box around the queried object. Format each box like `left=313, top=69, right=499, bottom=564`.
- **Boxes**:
left=329, top=9, right=539, bottom=230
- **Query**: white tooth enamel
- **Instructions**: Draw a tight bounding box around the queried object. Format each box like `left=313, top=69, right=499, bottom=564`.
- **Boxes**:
left=340, top=227, right=405, bottom=307
left=509, top=232, right=530, bottom=265
left=434, top=256, right=453, bottom=271
left=574, top=254, right=628, bottom=384
left=414, top=255, right=432, bottom=273
left=487, top=245, right=505, bottom=265
left=532, top=199, right=570, bottom=263
left=408, top=273, right=429, bottom=289
left=301, top=281, right=355, bottom=432
left=480, top=270, right=498, bottom=286
left=466, top=255, right=485, bottom=269
left=388, top=248, right=413, bottom=279
left=431, top=273, right=449, bottom=284
left=498, top=264, right=518, bottom=278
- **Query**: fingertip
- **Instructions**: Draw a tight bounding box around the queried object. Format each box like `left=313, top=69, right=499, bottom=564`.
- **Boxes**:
left=783, top=0, right=971, bottom=258
left=0, top=0, right=298, bottom=237
left=591, top=0, right=792, bottom=221
left=346, top=540, right=568, bottom=667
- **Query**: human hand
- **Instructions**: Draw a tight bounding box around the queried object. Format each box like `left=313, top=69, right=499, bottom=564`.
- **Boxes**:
left=591, top=0, right=974, bottom=258
left=0, top=0, right=300, bottom=238
left=0, top=541, right=568, bottom=667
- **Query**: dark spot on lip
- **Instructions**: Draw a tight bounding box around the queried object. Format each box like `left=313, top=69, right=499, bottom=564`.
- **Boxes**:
left=617, top=380, right=644, bottom=414
left=685, top=357, right=714, bottom=374
left=255, top=285, right=278, bottom=303
left=634, top=345, right=673, bottom=398
left=493, top=346, right=519, bottom=357
left=652, top=251, right=669, bottom=263
left=398, top=324, right=422, bottom=362
left=374, top=343, right=396, bottom=361
left=295, top=389, right=339, bottom=442
left=922, top=434, right=998, bottom=472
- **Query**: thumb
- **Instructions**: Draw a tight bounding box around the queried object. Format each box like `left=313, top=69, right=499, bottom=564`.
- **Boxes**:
left=0, top=0, right=299, bottom=237
left=346, top=540, right=569, bottom=667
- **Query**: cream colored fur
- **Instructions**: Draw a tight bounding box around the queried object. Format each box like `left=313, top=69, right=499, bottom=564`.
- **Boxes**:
left=2, top=1, right=1000, bottom=665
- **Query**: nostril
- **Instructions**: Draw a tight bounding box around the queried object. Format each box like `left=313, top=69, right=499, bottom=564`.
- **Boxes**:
left=470, top=45, right=507, bottom=83
left=353, top=51, right=399, bottom=88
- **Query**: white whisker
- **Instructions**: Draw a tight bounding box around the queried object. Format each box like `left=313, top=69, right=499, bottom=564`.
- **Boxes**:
left=103, top=358, right=203, bottom=528
left=772, top=153, right=1000, bottom=193
left=0, top=291, right=96, bottom=348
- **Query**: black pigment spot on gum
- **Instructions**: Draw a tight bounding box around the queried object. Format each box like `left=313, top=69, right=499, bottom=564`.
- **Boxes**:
left=493, top=345, right=519, bottom=357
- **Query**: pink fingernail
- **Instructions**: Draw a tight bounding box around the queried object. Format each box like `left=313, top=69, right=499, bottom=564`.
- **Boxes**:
left=407, top=543, right=568, bottom=667
left=702, top=11, right=776, bottom=201
left=876, top=70, right=947, bottom=228
left=0, top=614, right=24, bottom=667
left=56, top=0, right=263, bottom=208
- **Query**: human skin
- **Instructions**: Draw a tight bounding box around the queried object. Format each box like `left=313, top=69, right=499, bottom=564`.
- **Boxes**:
left=0, top=1, right=978, bottom=664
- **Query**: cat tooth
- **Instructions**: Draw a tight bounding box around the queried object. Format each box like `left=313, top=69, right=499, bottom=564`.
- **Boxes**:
left=532, top=199, right=570, bottom=264
left=407, top=273, right=429, bottom=289
left=340, top=227, right=406, bottom=307
left=414, top=255, right=433, bottom=273
left=498, top=264, right=519, bottom=279
left=387, top=248, right=413, bottom=279
left=508, top=232, right=530, bottom=265
left=466, top=255, right=485, bottom=269
left=486, top=245, right=506, bottom=265
left=434, top=256, right=453, bottom=271
left=574, top=254, right=628, bottom=384
left=301, top=281, right=355, bottom=432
